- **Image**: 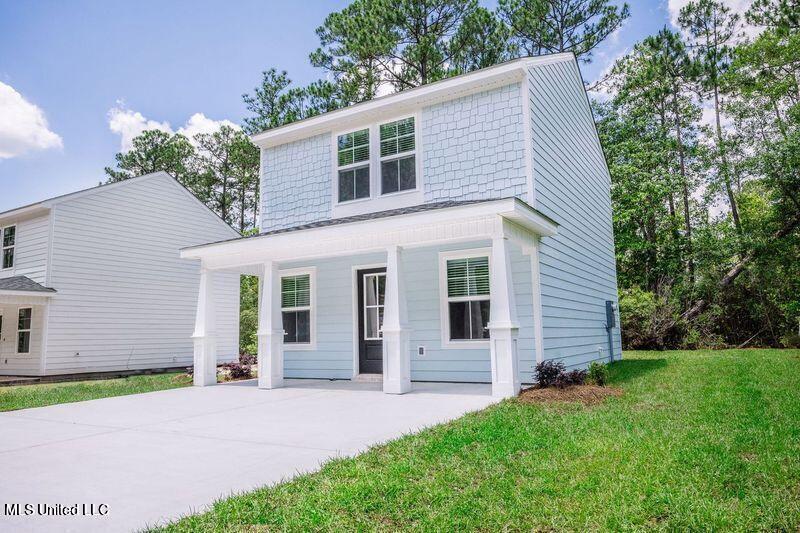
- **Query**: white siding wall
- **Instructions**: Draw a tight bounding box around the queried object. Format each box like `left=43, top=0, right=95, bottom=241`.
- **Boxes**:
left=43, top=174, right=240, bottom=375
left=0, top=213, right=50, bottom=285
left=528, top=61, right=623, bottom=368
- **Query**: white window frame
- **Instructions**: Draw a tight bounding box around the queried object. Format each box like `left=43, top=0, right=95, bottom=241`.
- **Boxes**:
left=279, top=267, right=316, bottom=351
left=330, top=112, right=424, bottom=218
left=1, top=224, right=16, bottom=271
left=334, top=127, right=372, bottom=204
left=438, top=248, right=492, bottom=349
left=377, top=116, right=420, bottom=197
left=16, top=307, right=32, bottom=355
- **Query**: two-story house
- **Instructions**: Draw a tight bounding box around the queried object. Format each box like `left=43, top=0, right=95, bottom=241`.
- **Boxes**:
left=0, top=172, right=240, bottom=377
left=182, top=53, right=622, bottom=397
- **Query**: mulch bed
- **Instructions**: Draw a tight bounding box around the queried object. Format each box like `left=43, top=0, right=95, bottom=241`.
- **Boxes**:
left=517, top=384, right=623, bottom=406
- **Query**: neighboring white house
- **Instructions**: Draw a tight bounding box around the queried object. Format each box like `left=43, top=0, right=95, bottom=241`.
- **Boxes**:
left=0, top=172, right=240, bottom=376
left=182, top=53, right=622, bottom=397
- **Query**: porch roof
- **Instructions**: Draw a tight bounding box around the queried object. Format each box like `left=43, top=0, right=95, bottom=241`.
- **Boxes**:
left=0, top=276, right=57, bottom=296
left=181, top=197, right=558, bottom=272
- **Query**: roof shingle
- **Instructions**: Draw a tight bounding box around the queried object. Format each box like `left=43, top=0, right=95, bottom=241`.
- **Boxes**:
left=0, top=276, right=57, bottom=293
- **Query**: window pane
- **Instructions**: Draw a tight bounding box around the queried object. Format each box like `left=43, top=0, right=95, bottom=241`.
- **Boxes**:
left=379, top=118, right=414, bottom=157
left=448, top=301, right=469, bottom=340
left=283, top=311, right=297, bottom=343
left=365, top=308, right=379, bottom=339
left=339, top=169, right=355, bottom=202
left=18, top=331, right=30, bottom=354
left=338, top=129, right=369, bottom=168
left=2, top=248, right=12, bottom=269
left=398, top=156, right=416, bottom=191
left=296, top=310, right=310, bottom=343
left=282, top=275, right=310, bottom=309
left=470, top=300, right=491, bottom=339
left=447, top=257, right=489, bottom=297
left=397, top=134, right=415, bottom=153
left=365, top=276, right=378, bottom=306
left=381, top=160, right=399, bottom=194
left=380, top=138, right=398, bottom=157
left=396, top=117, right=414, bottom=136
left=18, top=308, right=31, bottom=330
left=377, top=275, right=386, bottom=305
left=3, top=226, right=15, bottom=247
left=354, top=166, right=370, bottom=199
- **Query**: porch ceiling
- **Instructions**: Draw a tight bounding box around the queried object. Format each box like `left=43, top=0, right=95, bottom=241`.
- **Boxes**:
left=181, top=197, right=558, bottom=271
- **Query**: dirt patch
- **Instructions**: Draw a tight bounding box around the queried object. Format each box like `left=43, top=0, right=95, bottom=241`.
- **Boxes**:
left=517, top=384, right=623, bottom=406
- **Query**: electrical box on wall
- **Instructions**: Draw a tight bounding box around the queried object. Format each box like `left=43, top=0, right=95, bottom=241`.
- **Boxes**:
left=417, top=346, right=426, bottom=357
left=605, top=300, right=616, bottom=329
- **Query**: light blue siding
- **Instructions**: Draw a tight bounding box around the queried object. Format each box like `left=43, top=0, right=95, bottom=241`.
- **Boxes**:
left=261, top=133, right=332, bottom=232
left=528, top=60, right=623, bottom=368
left=281, top=241, right=538, bottom=383
left=422, top=82, right=528, bottom=203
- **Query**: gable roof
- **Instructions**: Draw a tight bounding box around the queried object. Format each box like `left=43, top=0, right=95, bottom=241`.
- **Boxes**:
left=0, top=172, right=240, bottom=238
left=250, top=53, right=576, bottom=149
left=0, top=276, right=57, bottom=294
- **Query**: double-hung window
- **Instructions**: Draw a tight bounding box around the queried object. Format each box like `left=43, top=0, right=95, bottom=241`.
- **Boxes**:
left=337, top=128, right=370, bottom=202
left=17, top=307, right=31, bottom=354
left=379, top=117, right=416, bottom=195
left=281, top=273, right=312, bottom=345
left=443, top=254, right=491, bottom=343
left=2, top=225, right=15, bottom=270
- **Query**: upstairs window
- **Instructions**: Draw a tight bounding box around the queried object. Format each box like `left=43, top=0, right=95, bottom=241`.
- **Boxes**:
left=17, top=307, right=32, bottom=354
left=337, top=128, right=370, bottom=202
left=445, top=255, right=490, bottom=341
left=2, top=225, right=15, bottom=270
left=379, top=117, right=416, bottom=195
left=281, top=274, right=312, bottom=344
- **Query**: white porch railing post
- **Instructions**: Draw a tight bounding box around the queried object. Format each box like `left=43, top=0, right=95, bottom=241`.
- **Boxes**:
left=192, top=267, right=217, bottom=387
left=382, top=245, right=411, bottom=394
left=488, top=235, right=521, bottom=398
left=258, top=261, right=284, bottom=389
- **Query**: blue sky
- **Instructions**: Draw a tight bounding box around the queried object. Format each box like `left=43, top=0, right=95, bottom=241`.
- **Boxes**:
left=0, top=0, right=677, bottom=211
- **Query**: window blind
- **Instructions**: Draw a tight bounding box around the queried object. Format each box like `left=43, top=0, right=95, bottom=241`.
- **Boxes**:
left=447, top=257, right=489, bottom=298
left=281, top=275, right=311, bottom=308
left=338, top=129, right=370, bottom=166
left=380, top=118, right=415, bottom=157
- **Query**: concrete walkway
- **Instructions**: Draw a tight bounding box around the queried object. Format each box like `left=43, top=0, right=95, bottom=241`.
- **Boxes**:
left=0, top=379, right=495, bottom=532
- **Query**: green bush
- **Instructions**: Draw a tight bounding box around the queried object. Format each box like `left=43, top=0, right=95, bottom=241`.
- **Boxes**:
left=619, top=286, right=681, bottom=349
left=587, top=361, right=609, bottom=386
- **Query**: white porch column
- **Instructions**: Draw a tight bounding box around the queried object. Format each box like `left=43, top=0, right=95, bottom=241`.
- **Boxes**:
left=488, top=236, right=521, bottom=398
left=257, top=261, right=284, bottom=389
left=192, top=267, right=217, bottom=387
left=381, top=245, right=412, bottom=394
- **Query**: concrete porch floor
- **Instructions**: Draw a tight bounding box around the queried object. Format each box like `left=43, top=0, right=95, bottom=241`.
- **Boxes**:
left=0, top=378, right=496, bottom=532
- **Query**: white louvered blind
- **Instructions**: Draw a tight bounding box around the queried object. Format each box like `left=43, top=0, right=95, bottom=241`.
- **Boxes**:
left=447, top=257, right=489, bottom=298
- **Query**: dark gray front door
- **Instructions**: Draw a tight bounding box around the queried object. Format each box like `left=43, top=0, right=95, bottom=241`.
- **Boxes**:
left=357, top=268, right=386, bottom=374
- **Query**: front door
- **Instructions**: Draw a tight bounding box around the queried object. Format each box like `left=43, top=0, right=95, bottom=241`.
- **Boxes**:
left=357, top=268, right=386, bottom=374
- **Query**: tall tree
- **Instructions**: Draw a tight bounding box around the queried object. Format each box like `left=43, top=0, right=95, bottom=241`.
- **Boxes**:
left=193, top=125, right=242, bottom=225
left=311, top=0, right=480, bottom=92
left=498, top=0, right=630, bottom=63
left=104, top=130, right=196, bottom=185
left=241, top=69, right=348, bottom=135
left=643, top=28, right=701, bottom=287
left=228, top=131, right=260, bottom=232
left=679, top=0, right=743, bottom=232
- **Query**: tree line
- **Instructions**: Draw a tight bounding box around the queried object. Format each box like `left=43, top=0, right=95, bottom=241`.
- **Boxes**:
left=104, top=0, right=799, bottom=351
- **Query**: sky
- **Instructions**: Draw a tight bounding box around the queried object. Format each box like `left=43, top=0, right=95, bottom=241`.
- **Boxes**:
left=0, top=0, right=749, bottom=211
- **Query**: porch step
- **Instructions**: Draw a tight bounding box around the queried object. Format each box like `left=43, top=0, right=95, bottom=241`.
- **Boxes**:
left=353, top=373, right=382, bottom=383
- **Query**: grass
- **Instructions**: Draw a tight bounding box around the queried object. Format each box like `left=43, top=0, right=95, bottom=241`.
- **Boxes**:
left=157, top=349, right=800, bottom=531
left=0, top=372, right=192, bottom=412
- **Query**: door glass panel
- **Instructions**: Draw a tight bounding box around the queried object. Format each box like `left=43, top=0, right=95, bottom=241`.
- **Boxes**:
left=363, top=273, right=386, bottom=340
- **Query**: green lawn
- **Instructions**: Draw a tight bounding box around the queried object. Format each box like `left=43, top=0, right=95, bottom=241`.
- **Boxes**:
left=0, top=372, right=192, bottom=412
left=157, top=349, right=800, bottom=531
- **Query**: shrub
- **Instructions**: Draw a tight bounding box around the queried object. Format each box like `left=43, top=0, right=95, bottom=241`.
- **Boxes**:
left=223, top=362, right=253, bottom=380
left=554, top=369, right=587, bottom=388
left=587, top=361, right=609, bottom=386
left=535, top=360, right=565, bottom=388
left=619, top=286, right=682, bottom=349
left=239, top=352, right=257, bottom=366
left=782, top=333, right=800, bottom=348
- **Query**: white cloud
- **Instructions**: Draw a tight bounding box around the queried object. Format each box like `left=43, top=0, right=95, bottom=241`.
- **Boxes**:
left=107, top=103, right=172, bottom=152
left=177, top=113, right=239, bottom=141
left=107, top=104, right=239, bottom=152
left=0, top=81, right=63, bottom=159
left=667, top=0, right=760, bottom=40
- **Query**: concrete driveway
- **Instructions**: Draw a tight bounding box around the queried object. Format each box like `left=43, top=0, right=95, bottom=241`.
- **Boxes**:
left=0, top=379, right=495, bottom=532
